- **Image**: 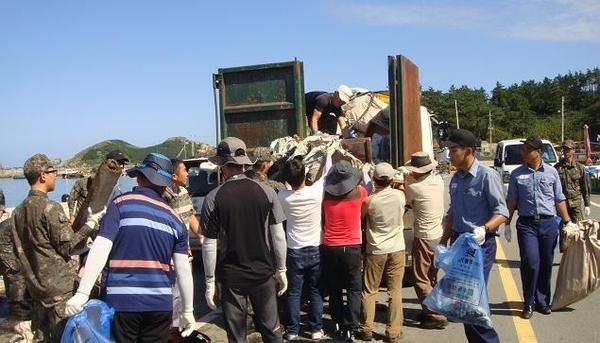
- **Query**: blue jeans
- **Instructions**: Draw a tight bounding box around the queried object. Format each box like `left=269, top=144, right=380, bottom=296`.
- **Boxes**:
left=285, top=246, right=323, bottom=334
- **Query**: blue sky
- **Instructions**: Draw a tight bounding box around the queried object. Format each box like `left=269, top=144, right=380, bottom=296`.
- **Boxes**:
left=1, top=0, right=599, bottom=167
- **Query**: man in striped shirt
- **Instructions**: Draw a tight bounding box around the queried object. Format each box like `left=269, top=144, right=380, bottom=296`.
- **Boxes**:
left=66, top=153, right=196, bottom=342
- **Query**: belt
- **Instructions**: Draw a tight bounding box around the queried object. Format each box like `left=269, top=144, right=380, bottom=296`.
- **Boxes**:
left=519, top=214, right=554, bottom=220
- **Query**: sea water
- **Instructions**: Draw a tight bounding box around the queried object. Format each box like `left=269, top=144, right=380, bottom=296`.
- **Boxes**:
left=0, top=175, right=138, bottom=208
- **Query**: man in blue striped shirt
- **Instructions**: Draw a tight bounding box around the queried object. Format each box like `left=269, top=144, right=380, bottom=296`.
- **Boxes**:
left=66, top=153, right=196, bottom=342
left=505, top=135, right=575, bottom=319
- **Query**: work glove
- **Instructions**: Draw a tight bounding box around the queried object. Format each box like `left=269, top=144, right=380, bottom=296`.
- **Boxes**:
left=564, top=221, right=579, bottom=232
left=205, top=277, right=216, bottom=310
left=504, top=224, right=512, bottom=243
left=585, top=206, right=591, bottom=218
left=65, top=292, right=89, bottom=316
left=85, top=206, right=107, bottom=229
left=275, top=270, right=288, bottom=296
left=472, top=226, right=486, bottom=245
left=179, top=311, right=196, bottom=337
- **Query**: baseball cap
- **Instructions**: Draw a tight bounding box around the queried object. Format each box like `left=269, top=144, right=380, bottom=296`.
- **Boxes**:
left=521, top=135, right=543, bottom=149
left=373, top=162, right=396, bottom=180
left=23, top=153, right=53, bottom=182
left=443, top=129, right=477, bottom=148
left=336, top=85, right=353, bottom=104
left=561, top=139, right=576, bottom=149
left=209, top=137, right=254, bottom=166
left=106, top=149, right=129, bottom=163
left=126, top=152, right=173, bottom=187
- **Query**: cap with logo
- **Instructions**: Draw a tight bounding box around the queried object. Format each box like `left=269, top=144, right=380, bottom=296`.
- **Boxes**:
left=209, top=137, right=254, bottom=166
left=126, top=152, right=173, bottom=187
left=106, top=149, right=129, bottom=163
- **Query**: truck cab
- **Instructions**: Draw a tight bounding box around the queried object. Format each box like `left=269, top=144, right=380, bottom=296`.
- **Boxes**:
left=493, top=138, right=559, bottom=185
left=183, top=157, right=218, bottom=251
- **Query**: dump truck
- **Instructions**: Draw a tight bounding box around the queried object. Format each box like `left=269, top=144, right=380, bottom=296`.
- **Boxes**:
left=209, top=56, right=435, bottom=286
left=211, top=56, right=434, bottom=166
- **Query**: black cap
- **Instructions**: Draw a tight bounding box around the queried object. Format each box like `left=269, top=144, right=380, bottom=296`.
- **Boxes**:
left=106, top=149, right=129, bottom=163
left=443, top=129, right=477, bottom=148
left=521, top=136, right=542, bottom=150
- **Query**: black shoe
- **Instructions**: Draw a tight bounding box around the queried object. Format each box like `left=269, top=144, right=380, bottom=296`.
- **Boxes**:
left=344, top=330, right=355, bottom=342
left=420, top=317, right=449, bottom=329
left=521, top=305, right=534, bottom=319
left=356, top=331, right=373, bottom=341
left=537, top=305, right=552, bottom=315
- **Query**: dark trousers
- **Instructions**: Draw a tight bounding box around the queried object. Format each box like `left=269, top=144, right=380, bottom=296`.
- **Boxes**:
left=222, top=277, right=282, bottom=343
left=285, top=246, right=323, bottom=334
left=321, top=245, right=362, bottom=331
left=461, top=233, right=500, bottom=343
left=31, top=297, right=69, bottom=343
left=516, top=216, right=558, bottom=308
left=112, top=311, right=172, bottom=343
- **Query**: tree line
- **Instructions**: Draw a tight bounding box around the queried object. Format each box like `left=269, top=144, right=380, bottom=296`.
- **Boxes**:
left=422, top=67, right=600, bottom=145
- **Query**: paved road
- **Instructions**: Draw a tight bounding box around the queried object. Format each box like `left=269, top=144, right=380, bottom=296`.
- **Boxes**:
left=2, top=171, right=600, bottom=342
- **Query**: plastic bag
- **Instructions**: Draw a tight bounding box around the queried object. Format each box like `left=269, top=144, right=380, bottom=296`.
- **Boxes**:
left=423, top=233, right=493, bottom=328
left=551, top=220, right=600, bottom=310
left=60, top=299, right=115, bottom=343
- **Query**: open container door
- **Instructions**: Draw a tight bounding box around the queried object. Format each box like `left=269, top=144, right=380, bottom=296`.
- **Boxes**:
left=212, top=60, right=306, bottom=147
left=388, top=55, right=423, bottom=168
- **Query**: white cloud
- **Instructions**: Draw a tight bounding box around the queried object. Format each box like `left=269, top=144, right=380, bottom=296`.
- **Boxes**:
left=339, top=0, right=600, bottom=42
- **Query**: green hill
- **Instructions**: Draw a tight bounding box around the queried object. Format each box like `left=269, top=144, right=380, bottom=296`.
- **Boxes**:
left=65, top=137, right=214, bottom=168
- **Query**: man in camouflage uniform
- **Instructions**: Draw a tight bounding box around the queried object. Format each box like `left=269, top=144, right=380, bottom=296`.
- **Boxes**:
left=10, top=153, right=105, bottom=342
left=67, top=149, right=129, bottom=223
left=245, top=146, right=286, bottom=192
left=554, top=139, right=591, bottom=223
left=0, top=187, right=5, bottom=218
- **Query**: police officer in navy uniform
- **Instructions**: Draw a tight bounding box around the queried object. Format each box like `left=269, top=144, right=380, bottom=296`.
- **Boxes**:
left=441, top=129, right=508, bottom=343
left=505, top=135, right=578, bottom=319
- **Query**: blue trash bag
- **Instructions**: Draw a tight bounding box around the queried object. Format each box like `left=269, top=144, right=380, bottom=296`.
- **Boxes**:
left=60, top=299, right=115, bottom=343
left=423, top=233, right=493, bottom=328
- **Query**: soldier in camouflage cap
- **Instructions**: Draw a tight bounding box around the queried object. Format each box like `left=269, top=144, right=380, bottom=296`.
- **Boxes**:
left=554, top=139, right=591, bottom=243
left=11, top=153, right=106, bottom=342
left=245, top=146, right=286, bottom=192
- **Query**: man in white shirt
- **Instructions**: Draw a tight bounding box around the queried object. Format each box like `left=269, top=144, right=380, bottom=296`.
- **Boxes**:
left=277, top=155, right=331, bottom=341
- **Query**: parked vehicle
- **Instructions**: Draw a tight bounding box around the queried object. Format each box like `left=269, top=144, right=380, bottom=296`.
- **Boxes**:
left=182, top=157, right=218, bottom=252
left=493, top=138, right=559, bottom=185
left=211, top=56, right=434, bottom=286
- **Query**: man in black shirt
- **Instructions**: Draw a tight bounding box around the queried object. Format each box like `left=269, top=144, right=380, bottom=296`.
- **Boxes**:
left=201, top=137, right=288, bottom=343
left=305, top=85, right=353, bottom=135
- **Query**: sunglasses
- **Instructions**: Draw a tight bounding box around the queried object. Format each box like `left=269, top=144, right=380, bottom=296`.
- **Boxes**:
left=44, top=169, right=58, bottom=175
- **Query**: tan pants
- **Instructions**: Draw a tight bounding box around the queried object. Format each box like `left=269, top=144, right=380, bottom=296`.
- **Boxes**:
left=359, top=251, right=405, bottom=339
left=412, top=237, right=447, bottom=321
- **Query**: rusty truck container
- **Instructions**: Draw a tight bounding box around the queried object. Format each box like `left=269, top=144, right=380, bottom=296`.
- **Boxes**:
left=212, top=60, right=306, bottom=147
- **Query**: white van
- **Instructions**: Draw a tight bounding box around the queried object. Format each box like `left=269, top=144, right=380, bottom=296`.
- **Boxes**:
left=493, top=139, right=559, bottom=184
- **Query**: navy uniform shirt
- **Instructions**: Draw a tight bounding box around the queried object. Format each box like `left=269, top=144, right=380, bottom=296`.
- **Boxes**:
left=449, top=159, right=509, bottom=233
left=507, top=163, right=566, bottom=216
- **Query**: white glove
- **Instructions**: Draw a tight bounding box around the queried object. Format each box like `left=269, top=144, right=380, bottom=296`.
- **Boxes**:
left=504, top=224, right=512, bottom=243
left=179, top=311, right=196, bottom=337
left=564, top=221, right=579, bottom=232
left=85, top=206, right=107, bottom=229
left=472, top=226, right=486, bottom=245
left=65, top=292, right=89, bottom=316
left=275, top=270, right=288, bottom=296
left=205, top=278, right=216, bottom=310
left=585, top=206, right=591, bottom=218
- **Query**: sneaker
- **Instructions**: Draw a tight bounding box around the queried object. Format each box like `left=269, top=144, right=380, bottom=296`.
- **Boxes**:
left=284, top=332, right=298, bottom=341
left=311, top=329, right=324, bottom=340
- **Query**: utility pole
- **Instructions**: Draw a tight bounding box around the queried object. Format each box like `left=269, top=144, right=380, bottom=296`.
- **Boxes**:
left=454, top=99, right=460, bottom=129
left=488, top=109, right=493, bottom=144
left=561, top=96, right=565, bottom=143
